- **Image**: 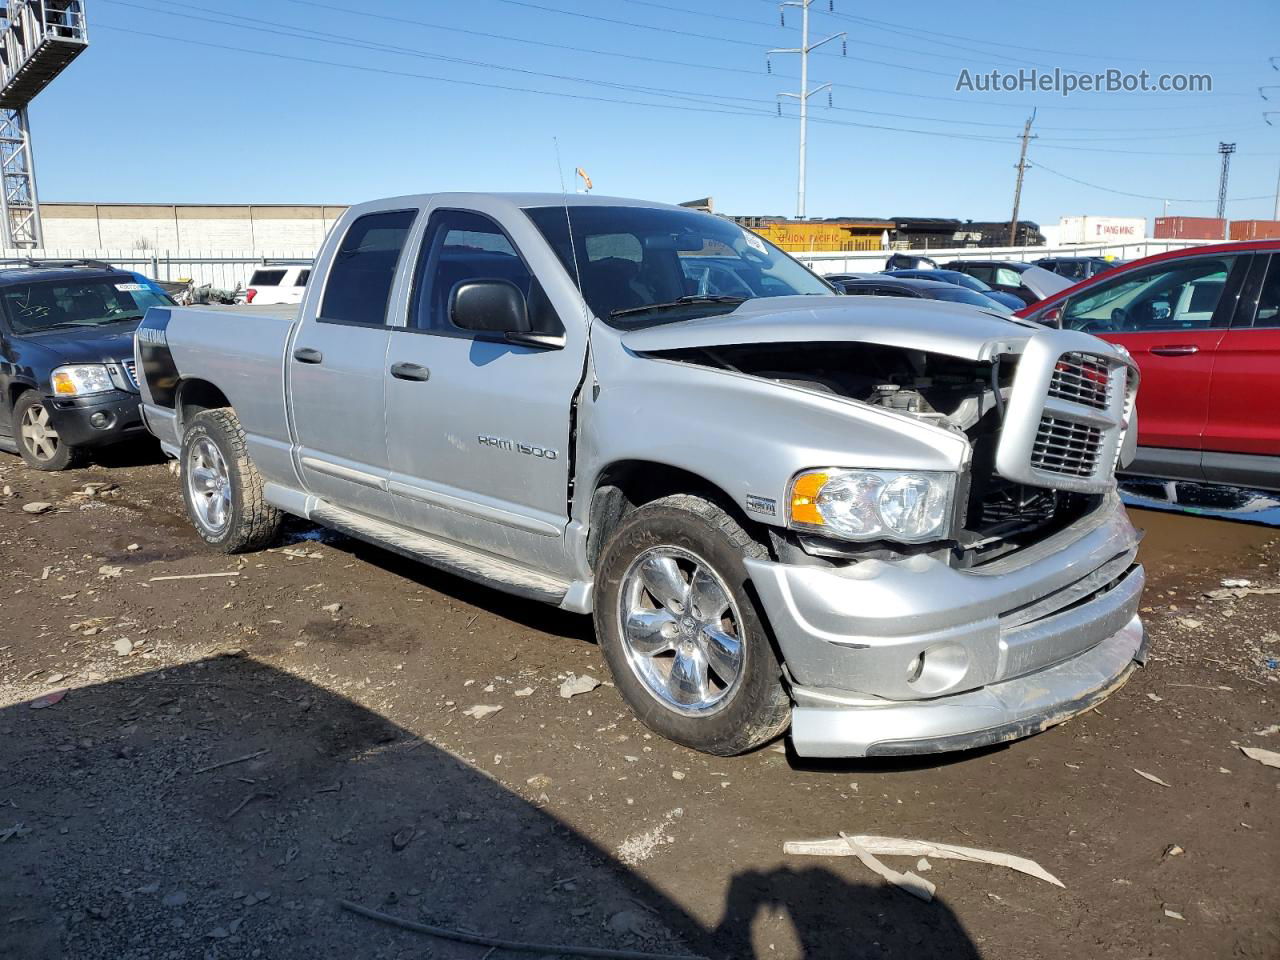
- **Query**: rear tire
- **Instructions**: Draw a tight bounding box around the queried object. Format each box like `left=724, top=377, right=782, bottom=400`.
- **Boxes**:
left=14, top=390, right=84, bottom=471
left=593, top=494, right=790, bottom=756
left=180, top=408, right=282, bottom=553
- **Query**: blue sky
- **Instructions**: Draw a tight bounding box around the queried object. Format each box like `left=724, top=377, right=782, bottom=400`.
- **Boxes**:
left=30, top=0, right=1280, bottom=224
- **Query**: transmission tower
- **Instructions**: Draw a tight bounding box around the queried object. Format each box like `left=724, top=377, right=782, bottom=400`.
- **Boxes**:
left=1216, top=142, right=1236, bottom=221
left=0, top=2, right=89, bottom=248
left=768, top=1, right=845, bottom=219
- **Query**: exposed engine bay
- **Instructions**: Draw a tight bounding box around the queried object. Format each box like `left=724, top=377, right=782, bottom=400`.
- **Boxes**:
left=651, top=342, right=1102, bottom=566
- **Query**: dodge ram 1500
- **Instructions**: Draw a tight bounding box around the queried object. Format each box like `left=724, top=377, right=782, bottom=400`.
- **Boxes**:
left=137, top=193, right=1146, bottom=758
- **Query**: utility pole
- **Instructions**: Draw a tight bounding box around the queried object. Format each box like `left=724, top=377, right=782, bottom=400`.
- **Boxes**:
left=768, top=1, right=845, bottom=219
left=1216, top=142, right=1236, bottom=221
left=1273, top=162, right=1279, bottom=220
left=1008, top=111, right=1036, bottom=246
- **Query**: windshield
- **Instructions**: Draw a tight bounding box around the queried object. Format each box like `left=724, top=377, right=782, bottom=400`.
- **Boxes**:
left=524, top=205, right=834, bottom=328
left=0, top=276, right=173, bottom=335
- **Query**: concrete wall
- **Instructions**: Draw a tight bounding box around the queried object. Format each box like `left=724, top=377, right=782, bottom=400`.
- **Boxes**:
left=39, top=203, right=348, bottom=252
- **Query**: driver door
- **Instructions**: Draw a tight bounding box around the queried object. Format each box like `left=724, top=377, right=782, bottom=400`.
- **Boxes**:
left=1062, top=254, right=1246, bottom=458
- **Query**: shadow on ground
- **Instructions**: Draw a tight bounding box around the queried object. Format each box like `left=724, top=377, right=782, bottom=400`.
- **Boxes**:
left=0, top=655, right=980, bottom=959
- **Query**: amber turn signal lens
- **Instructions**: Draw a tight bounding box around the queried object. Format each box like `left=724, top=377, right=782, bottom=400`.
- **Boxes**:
left=789, top=471, right=829, bottom=526
left=52, top=372, right=76, bottom=395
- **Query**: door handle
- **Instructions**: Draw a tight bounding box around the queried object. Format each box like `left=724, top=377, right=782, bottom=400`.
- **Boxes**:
left=390, top=361, right=431, bottom=382
left=293, top=347, right=324, bottom=364
left=1150, top=345, right=1199, bottom=357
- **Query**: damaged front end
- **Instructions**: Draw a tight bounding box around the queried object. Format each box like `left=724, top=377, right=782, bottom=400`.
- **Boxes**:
left=637, top=321, right=1145, bottom=757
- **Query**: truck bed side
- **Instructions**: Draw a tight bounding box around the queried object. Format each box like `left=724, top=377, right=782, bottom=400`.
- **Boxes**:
left=135, top=305, right=301, bottom=489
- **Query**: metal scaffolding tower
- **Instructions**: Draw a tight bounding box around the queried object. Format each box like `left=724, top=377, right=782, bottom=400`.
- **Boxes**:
left=1216, top=142, right=1236, bottom=221
left=0, top=1, right=88, bottom=248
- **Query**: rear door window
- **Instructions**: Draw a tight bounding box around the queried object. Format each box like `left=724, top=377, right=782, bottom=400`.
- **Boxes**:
left=1248, top=255, right=1280, bottom=328
left=320, top=210, right=416, bottom=326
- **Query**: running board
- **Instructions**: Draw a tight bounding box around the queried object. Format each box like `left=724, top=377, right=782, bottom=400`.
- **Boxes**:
left=309, top=500, right=573, bottom=607
left=0, top=435, right=17, bottom=454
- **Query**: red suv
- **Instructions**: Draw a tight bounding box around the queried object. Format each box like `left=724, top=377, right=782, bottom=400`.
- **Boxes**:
left=1017, top=240, right=1280, bottom=491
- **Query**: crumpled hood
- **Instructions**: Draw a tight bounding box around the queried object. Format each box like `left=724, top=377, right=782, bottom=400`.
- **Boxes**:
left=19, top=322, right=139, bottom=365
left=620, top=295, right=1039, bottom=361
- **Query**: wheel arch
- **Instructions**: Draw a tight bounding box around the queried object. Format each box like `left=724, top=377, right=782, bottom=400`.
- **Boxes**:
left=174, top=378, right=232, bottom=435
left=586, top=459, right=768, bottom=570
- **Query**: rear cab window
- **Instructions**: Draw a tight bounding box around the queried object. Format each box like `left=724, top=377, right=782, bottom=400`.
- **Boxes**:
left=319, top=210, right=417, bottom=326
left=249, top=269, right=287, bottom=287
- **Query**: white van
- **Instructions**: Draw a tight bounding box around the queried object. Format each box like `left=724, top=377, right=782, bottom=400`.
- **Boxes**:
left=245, top=265, right=310, bottom=305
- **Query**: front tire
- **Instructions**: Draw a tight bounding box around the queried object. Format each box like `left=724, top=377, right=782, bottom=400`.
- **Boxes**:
left=593, top=494, right=790, bottom=756
left=180, top=408, right=282, bottom=553
left=14, top=390, right=84, bottom=471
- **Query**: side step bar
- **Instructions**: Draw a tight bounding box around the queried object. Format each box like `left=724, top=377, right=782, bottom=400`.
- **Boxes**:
left=309, top=500, right=573, bottom=607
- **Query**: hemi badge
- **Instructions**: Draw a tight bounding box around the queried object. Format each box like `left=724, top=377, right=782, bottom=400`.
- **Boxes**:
left=745, top=495, right=777, bottom=517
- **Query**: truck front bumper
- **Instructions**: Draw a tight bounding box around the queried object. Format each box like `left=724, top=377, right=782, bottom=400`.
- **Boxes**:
left=744, top=495, right=1146, bottom=758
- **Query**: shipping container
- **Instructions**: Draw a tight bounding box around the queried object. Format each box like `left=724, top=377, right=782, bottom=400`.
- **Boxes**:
left=1154, top=216, right=1226, bottom=240
left=1057, top=216, right=1147, bottom=244
left=1228, top=219, right=1280, bottom=241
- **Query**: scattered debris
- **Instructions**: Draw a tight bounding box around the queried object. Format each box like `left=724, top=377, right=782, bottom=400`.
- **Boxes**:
left=112, top=638, right=133, bottom=656
left=1204, top=585, right=1280, bottom=601
left=1254, top=724, right=1280, bottom=737
left=617, top=808, right=683, bottom=866
left=192, top=748, right=268, bottom=775
left=224, top=791, right=274, bottom=820
left=671, top=770, right=686, bottom=781
left=28, top=689, right=66, bottom=710
left=785, top=834, right=1064, bottom=888
left=1221, top=578, right=1253, bottom=588
left=21, top=502, right=52, bottom=515
left=1133, top=769, right=1171, bottom=788
left=1162, top=844, right=1185, bottom=859
left=126, top=543, right=140, bottom=552
left=338, top=899, right=705, bottom=960
left=281, top=547, right=322, bottom=559
left=834, top=833, right=935, bottom=902
left=1163, top=907, right=1185, bottom=921
left=162, top=891, right=188, bottom=908
left=321, top=602, right=342, bottom=614
left=526, top=774, right=552, bottom=789
left=559, top=674, right=601, bottom=699
left=0, top=823, right=32, bottom=843
left=391, top=827, right=416, bottom=851
left=916, top=858, right=932, bottom=872
left=1239, top=746, right=1280, bottom=769
left=514, top=687, right=535, bottom=697
left=1146, top=693, right=1164, bottom=702
left=149, top=572, right=240, bottom=582
left=461, top=705, right=502, bottom=720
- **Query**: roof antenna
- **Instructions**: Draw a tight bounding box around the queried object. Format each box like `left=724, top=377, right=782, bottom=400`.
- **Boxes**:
left=553, top=136, right=589, bottom=324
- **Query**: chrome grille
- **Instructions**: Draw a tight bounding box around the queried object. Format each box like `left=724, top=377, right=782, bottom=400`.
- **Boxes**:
left=1030, top=416, right=1103, bottom=479
left=122, top=358, right=139, bottom=389
left=1048, top=352, right=1110, bottom=410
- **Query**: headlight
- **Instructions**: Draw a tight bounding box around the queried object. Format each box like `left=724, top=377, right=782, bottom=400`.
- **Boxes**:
left=50, top=364, right=114, bottom=397
left=789, top=469, right=956, bottom=543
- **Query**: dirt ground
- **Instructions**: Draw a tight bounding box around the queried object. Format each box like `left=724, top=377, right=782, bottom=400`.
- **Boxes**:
left=0, top=444, right=1276, bottom=960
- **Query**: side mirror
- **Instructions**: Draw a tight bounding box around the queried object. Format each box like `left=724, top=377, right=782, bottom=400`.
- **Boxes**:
left=449, top=279, right=531, bottom=334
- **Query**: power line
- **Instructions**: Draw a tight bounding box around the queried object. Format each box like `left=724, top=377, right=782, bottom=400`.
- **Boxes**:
left=1031, top=160, right=1273, bottom=203
left=92, top=17, right=1280, bottom=162
left=266, top=0, right=1265, bottom=116
left=102, top=0, right=1268, bottom=145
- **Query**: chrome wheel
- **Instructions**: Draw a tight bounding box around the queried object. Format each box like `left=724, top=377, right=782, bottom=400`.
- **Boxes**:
left=19, top=402, right=59, bottom=462
left=186, top=436, right=232, bottom=535
left=617, top=546, right=745, bottom=716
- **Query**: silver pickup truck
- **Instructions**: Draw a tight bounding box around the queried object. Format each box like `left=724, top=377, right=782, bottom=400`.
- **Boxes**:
left=136, top=193, right=1146, bottom=759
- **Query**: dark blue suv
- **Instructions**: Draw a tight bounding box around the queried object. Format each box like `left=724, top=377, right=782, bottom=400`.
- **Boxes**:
left=0, top=261, right=174, bottom=470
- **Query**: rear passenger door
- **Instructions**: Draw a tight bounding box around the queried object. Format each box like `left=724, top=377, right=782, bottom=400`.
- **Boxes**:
left=289, top=208, right=417, bottom=522
left=1201, top=254, right=1280, bottom=478
left=383, top=204, right=588, bottom=576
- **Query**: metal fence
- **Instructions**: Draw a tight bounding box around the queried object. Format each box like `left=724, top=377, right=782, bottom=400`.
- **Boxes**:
left=791, top=239, right=1206, bottom=274
left=0, top=237, right=1217, bottom=290
left=0, top=247, right=316, bottom=291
